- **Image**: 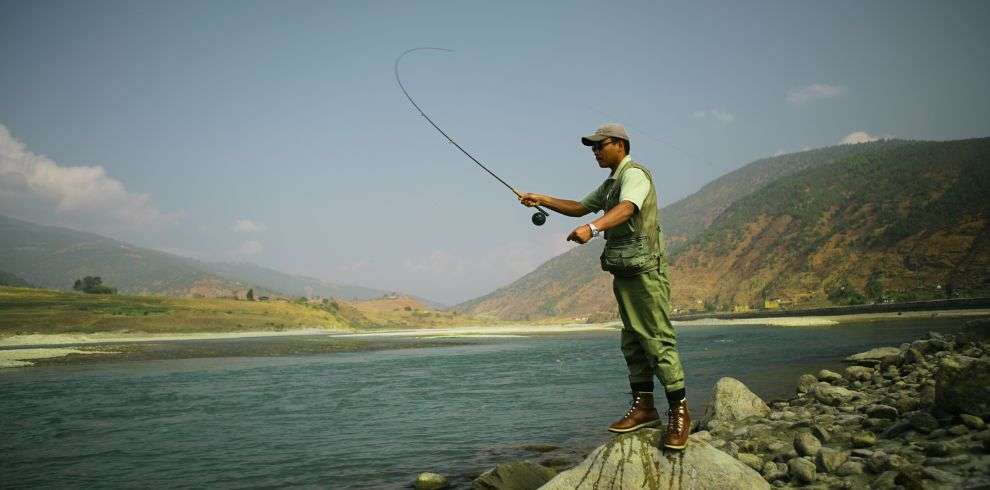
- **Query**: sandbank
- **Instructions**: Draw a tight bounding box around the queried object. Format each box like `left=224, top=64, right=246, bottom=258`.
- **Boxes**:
left=0, top=348, right=117, bottom=368
left=0, top=328, right=334, bottom=348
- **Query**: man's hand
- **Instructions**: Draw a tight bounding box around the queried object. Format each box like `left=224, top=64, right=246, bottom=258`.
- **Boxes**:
left=567, top=224, right=593, bottom=244
left=518, top=192, right=544, bottom=207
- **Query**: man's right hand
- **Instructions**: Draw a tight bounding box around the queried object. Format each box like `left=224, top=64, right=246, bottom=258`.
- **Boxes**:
left=518, top=192, right=544, bottom=207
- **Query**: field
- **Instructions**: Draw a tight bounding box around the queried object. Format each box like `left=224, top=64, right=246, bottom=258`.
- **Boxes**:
left=0, top=286, right=352, bottom=337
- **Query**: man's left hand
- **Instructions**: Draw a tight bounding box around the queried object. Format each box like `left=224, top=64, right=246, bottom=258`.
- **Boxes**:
left=567, top=225, right=593, bottom=244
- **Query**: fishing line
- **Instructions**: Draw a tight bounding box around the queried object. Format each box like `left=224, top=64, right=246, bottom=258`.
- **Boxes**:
left=394, top=47, right=550, bottom=226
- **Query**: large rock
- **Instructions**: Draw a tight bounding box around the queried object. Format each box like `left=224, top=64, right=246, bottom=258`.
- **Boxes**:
left=473, top=461, right=556, bottom=490
left=701, top=377, right=770, bottom=427
left=934, top=355, right=990, bottom=418
left=539, top=430, right=768, bottom=490
left=844, top=347, right=901, bottom=365
left=811, top=383, right=861, bottom=406
left=415, top=472, right=449, bottom=490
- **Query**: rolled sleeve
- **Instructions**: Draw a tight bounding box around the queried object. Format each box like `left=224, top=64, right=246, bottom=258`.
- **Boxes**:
left=619, top=168, right=649, bottom=210
left=581, top=182, right=608, bottom=213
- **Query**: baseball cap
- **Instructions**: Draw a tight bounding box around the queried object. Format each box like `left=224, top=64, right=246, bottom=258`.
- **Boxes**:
left=581, top=123, right=630, bottom=146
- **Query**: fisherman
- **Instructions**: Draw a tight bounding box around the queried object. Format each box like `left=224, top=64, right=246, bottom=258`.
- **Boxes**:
left=518, top=123, right=690, bottom=450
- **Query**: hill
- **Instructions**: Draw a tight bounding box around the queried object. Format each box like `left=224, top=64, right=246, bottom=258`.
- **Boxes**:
left=0, top=271, right=34, bottom=288
left=456, top=138, right=988, bottom=320
left=0, top=214, right=397, bottom=300
left=671, top=138, right=990, bottom=311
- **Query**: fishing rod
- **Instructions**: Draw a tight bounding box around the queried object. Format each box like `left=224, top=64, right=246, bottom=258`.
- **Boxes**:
left=394, top=47, right=550, bottom=226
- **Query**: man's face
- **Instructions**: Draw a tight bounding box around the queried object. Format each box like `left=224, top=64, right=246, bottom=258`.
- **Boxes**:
left=591, top=138, right=625, bottom=168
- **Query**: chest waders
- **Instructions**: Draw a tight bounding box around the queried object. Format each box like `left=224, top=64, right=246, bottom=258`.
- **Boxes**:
left=601, top=161, right=686, bottom=394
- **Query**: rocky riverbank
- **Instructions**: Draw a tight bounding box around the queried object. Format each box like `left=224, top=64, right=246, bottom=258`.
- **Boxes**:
left=695, top=324, right=990, bottom=489
left=417, top=319, right=990, bottom=489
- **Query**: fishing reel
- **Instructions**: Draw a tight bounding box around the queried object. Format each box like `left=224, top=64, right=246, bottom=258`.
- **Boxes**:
left=531, top=210, right=549, bottom=226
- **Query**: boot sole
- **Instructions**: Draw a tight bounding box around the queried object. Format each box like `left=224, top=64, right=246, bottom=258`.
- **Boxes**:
left=663, top=442, right=688, bottom=450
left=607, top=419, right=661, bottom=433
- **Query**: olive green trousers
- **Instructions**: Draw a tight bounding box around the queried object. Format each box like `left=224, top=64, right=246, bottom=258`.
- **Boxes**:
left=611, top=259, right=686, bottom=393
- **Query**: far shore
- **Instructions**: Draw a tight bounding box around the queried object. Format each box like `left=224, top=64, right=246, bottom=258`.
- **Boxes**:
left=1, top=307, right=988, bottom=369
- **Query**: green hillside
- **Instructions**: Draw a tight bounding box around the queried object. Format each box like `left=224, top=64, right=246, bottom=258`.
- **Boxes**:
left=672, top=138, right=990, bottom=310
left=457, top=138, right=989, bottom=320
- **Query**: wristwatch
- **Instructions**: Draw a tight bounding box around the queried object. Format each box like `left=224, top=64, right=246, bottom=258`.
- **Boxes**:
left=587, top=223, right=601, bottom=238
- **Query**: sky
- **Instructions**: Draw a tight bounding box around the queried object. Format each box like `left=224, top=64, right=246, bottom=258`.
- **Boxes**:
left=1, top=1, right=989, bottom=305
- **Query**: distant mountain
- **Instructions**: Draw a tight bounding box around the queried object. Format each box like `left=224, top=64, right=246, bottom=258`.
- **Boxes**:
left=0, top=270, right=34, bottom=288
left=670, top=138, right=990, bottom=310
left=456, top=138, right=988, bottom=319
left=0, top=214, right=408, bottom=301
left=199, top=261, right=394, bottom=301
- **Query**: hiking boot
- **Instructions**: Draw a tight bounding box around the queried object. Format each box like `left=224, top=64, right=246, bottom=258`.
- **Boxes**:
left=663, top=398, right=691, bottom=450
left=608, top=391, right=661, bottom=433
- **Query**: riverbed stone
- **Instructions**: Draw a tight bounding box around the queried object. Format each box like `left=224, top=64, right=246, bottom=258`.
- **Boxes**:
left=872, top=470, right=899, bottom=489
left=540, top=430, right=769, bottom=490
left=797, top=374, right=818, bottom=394
left=702, top=377, right=771, bottom=424
left=812, top=384, right=860, bottom=406
left=866, top=404, right=898, bottom=420
left=815, top=447, right=848, bottom=473
left=472, top=461, right=556, bottom=490
left=415, top=472, right=449, bottom=490
left=787, top=457, right=816, bottom=483
left=794, top=433, right=822, bottom=457
left=960, top=413, right=985, bottom=430
left=817, top=369, right=843, bottom=383
left=846, top=347, right=901, bottom=366
left=851, top=431, right=877, bottom=448
left=811, top=425, right=830, bottom=443
left=935, top=355, right=990, bottom=418
left=737, top=452, right=763, bottom=471
left=761, top=461, right=787, bottom=482
left=845, top=366, right=874, bottom=382
left=906, top=411, right=940, bottom=433
left=835, top=460, right=864, bottom=476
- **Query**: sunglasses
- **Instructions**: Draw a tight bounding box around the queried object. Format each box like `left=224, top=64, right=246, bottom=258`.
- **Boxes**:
left=591, top=139, right=618, bottom=152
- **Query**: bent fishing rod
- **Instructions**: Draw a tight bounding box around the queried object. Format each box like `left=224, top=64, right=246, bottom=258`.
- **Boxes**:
left=394, top=47, right=550, bottom=226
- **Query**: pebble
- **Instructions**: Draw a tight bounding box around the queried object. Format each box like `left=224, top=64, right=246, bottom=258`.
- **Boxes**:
left=925, top=454, right=971, bottom=466
left=835, top=460, right=864, bottom=476
left=811, top=425, right=831, bottom=443
left=851, top=431, right=877, bottom=448
left=866, top=404, right=898, bottom=420
left=850, top=448, right=873, bottom=458
left=960, top=414, right=985, bottom=430
left=906, top=411, right=939, bottom=433
left=947, top=424, right=969, bottom=436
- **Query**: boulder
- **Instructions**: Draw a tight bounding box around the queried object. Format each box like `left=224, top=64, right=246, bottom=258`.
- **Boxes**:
left=787, top=457, right=816, bottom=483
left=934, top=355, right=990, bottom=418
left=815, top=448, right=848, bottom=473
left=812, top=384, right=860, bottom=406
left=865, top=404, right=898, bottom=420
left=844, top=347, right=901, bottom=366
left=960, top=413, right=986, bottom=430
left=794, top=433, right=822, bottom=457
left=701, top=377, right=770, bottom=425
left=844, top=366, right=873, bottom=382
left=415, top=472, right=449, bottom=490
left=817, top=369, right=844, bottom=384
left=472, top=461, right=556, bottom=490
left=540, top=430, right=769, bottom=490
left=797, top=374, right=818, bottom=394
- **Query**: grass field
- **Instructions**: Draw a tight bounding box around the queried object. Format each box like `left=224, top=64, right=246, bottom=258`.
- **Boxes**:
left=0, top=286, right=353, bottom=337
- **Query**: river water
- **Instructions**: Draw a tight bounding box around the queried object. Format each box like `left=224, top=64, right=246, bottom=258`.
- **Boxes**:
left=0, top=317, right=975, bottom=488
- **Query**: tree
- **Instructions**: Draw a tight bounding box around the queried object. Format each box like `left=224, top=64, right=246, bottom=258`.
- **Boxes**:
left=247, top=288, right=254, bottom=301
left=72, top=276, right=116, bottom=294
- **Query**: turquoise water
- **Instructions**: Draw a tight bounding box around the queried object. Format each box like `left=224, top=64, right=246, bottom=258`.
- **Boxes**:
left=0, top=317, right=973, bottom=488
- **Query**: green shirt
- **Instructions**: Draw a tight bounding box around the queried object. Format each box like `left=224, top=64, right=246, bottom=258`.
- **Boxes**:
left=580, top=155, right=650, bottom=213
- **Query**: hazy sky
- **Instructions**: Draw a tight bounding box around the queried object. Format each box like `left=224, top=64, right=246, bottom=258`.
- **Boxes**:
left=2, top=1, right=989, bottom=304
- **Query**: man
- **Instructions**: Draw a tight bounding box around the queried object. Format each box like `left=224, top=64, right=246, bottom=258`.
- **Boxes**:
left=518, top=123, right=691, bottom=450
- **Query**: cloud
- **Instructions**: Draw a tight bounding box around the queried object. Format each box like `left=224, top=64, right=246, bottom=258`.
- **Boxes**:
left=787, top=84, right=844, bottom=105
left=691, top=109, right=735, bottom=124
left=231, top=240, right=264, bottom=257
left=336, top=260, right=368, bottom=273
left=0, top=124, right=176, bottom=228
left=233, top=219, right=267, bottom=233
left=839, top=131, right=881, bottom=145
left=773, top=149, right=787, bottom=157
